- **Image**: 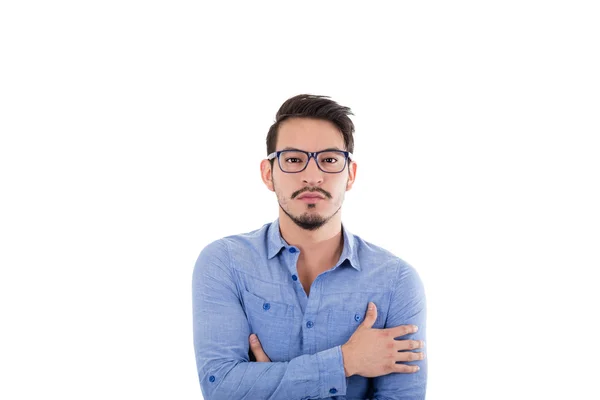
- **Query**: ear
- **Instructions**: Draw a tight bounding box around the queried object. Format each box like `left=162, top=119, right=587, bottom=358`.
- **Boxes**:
left=346, top=160, right=357, bottom=191
left=260, top=159, right=275, bottom=192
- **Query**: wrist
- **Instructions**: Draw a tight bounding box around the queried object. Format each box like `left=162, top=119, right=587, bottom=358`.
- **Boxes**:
left=341, top=344, right=353, bottom=377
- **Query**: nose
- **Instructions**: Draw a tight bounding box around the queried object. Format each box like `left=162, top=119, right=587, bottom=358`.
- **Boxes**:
left=301, top=154, right=324, bottom=185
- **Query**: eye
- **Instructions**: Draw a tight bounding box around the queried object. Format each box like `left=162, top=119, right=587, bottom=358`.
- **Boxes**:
left=322, top=158, right=337, bottom=164
left=285, top=158, right=303, bottom=163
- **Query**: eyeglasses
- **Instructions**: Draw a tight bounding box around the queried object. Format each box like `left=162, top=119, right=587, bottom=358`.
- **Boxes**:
left=267, top=149, right=353, bottom=174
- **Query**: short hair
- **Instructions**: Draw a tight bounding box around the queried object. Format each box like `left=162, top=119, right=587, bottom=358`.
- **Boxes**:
left=266, top=94, right=355, bottom=165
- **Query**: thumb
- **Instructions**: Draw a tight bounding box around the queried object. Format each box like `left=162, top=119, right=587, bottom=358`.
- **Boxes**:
left=249, top=334, right=271, bottom=362
left=361, top=302, right=377, bottom=329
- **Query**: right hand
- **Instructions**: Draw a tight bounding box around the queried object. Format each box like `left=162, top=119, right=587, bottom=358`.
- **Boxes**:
left=340, top=302, right=425, bottom=378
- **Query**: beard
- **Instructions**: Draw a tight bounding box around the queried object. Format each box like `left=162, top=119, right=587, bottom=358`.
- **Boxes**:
left=279, top=202, right=341, bottom=231
left=273, top=176, right=342, bottom=231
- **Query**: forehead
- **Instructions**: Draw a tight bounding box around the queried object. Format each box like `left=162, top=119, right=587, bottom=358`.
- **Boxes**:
left=276, top=117, right=345, bottom=151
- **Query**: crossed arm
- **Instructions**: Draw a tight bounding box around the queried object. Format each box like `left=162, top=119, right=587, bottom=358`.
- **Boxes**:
left=245, top=269, right=428, bottom=399
left=193, top=240, right=348, bottom=400
left=192, top=240, right=427, bottom=399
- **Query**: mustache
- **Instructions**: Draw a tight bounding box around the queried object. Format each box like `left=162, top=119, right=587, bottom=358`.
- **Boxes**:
left=292, top=187, right=332, bottom=199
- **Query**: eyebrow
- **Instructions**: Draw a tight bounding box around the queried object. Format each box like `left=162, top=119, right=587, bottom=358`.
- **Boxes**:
left=281, top=146, right=345, bottom=152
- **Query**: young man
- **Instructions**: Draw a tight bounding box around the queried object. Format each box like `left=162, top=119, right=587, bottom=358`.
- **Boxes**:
left=192, top=94, right=427, bottom=399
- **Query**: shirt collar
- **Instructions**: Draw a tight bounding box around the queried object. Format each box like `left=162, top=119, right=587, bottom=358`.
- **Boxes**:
left=266, top=218, right=361, bottom=271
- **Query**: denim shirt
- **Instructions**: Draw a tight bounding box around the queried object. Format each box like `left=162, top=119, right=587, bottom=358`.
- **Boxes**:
left=192, top=218, right=427, bottom=399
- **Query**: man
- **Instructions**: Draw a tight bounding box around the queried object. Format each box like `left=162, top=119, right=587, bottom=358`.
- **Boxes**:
left=192, top=94, right=427, bottom=399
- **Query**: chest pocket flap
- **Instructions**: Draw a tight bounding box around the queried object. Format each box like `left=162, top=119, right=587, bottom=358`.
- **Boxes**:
left=241, top=289, right=295, bottom=362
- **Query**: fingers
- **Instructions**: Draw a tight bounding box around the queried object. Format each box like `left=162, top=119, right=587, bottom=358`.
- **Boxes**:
left=392, top=363, right=421, bottom=374
left=395, top=349, right=426, bottom=363
left=387, top=324, right=419, bottom=339
left=361, top=302, right=377, bottom=329
left=395, top=339, right=425, bottom=352
left=393, top=339, right=425, bottom=364
left=249, top=334, right=271, bottom=362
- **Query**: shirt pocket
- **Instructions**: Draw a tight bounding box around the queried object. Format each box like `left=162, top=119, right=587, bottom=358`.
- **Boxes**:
left=327, top=308, right=386, bottom=349
left=241, top=289, right=295, bottom=362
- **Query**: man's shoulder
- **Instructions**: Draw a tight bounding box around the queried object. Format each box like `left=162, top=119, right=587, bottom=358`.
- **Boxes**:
left=197, top=221, right=272, bottom=261
left=221, top=221, right=271, bottom=250
left=353, top=233, right=414, bottom=272
left=354, top=235, right=424, bottom=299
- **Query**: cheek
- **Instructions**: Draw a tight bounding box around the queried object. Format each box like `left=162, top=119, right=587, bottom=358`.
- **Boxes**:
left=274, top=179, right=292, bottom=195
left=273, top=179, right=293, bottom=201
left=326, top=185, right=346, bottom=206
left=334, top=179, right=349, bottom=194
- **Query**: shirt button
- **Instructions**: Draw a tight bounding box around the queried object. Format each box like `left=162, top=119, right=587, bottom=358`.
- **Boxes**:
left=288, top=247, right=297, bottom=253
left=292, top=274, right=298, bottom=281
left=263, top=303, right=271, bottom=311
left=209, top=375, right=215, bottom=383
left=329, top=388, right=337, bottom=394
left=306, top=321, right=314, bottom=328
left=354, top=313, right=361, bottom=322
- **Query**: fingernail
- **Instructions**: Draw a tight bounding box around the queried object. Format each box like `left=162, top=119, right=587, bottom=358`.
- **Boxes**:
left=413, top=325, right=419, bottom=332
left=250, top=334, right=257, bottom=343
left=368, top=302, right=374, bottom=310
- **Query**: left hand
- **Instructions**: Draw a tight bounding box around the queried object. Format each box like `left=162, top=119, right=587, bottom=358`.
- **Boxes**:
left=249, top=334, right=271, bottom=362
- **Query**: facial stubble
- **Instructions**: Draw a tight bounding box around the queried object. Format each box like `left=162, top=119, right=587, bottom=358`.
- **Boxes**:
left=272, top=175, right=342, bottom=231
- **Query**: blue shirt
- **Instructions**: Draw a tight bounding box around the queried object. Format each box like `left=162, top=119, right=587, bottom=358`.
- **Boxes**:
left=192, top=218, right=427, bottom=399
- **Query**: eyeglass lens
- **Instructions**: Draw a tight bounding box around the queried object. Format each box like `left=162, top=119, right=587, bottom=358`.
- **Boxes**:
left=279, top=151, right=347, bottom=173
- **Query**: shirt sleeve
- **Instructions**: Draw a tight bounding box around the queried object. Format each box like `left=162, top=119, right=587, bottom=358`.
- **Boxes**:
left=370, top=260, right=428, bottom=400
left=192, top=239, right=347, bottom=400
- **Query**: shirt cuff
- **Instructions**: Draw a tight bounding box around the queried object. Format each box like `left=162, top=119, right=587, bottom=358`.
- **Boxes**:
left=316, top=345, right=348, bottom=398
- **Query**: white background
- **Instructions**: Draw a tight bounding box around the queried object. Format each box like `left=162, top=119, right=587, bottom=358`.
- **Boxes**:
left=1, top=1, right=599, bottom=399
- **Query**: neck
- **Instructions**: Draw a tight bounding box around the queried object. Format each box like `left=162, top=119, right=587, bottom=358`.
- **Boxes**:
left=278, top=211, right=344, bottom=273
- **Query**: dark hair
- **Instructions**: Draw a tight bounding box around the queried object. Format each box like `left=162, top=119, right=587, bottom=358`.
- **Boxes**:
left=266, top=94, right=355, bottom=165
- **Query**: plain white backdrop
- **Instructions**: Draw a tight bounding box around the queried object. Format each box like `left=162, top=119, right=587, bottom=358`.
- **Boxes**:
left=1, top=1, right=599, bottom=399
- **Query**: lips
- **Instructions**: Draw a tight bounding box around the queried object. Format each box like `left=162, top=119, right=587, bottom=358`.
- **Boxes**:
left=297, top=194, right=324, bottom=199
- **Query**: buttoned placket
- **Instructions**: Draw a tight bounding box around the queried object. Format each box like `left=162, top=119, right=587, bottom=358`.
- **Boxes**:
left=287, top=245, right=327, bottom=356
